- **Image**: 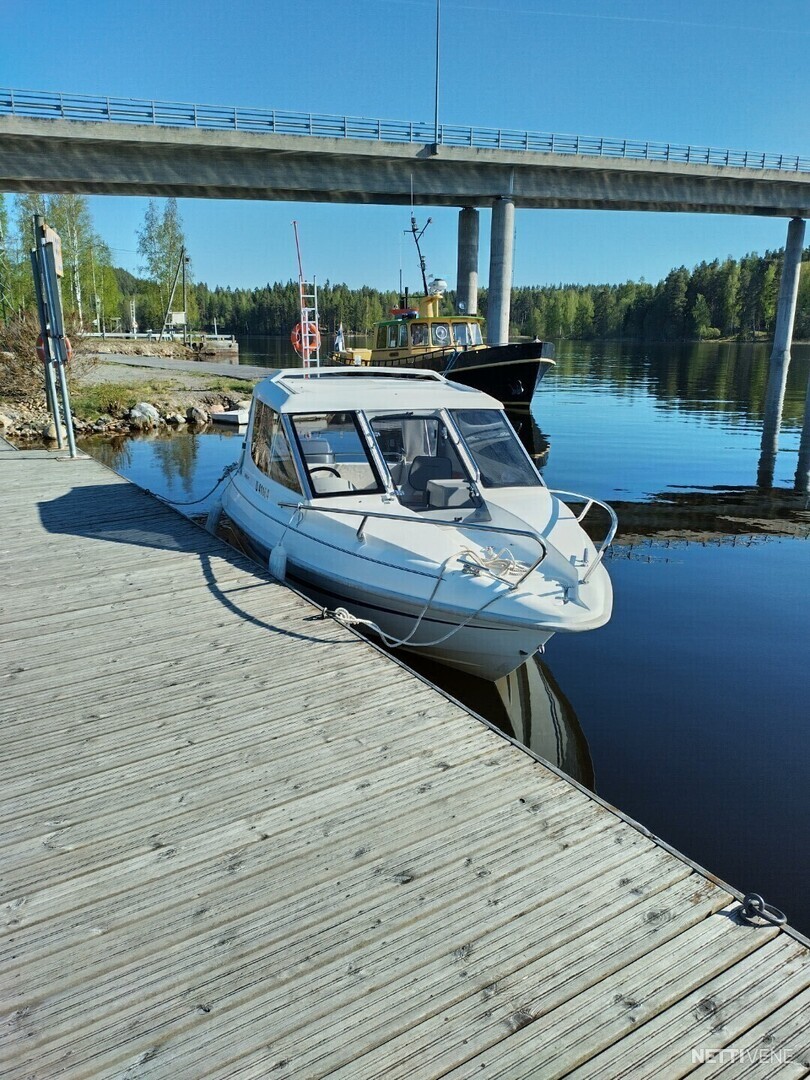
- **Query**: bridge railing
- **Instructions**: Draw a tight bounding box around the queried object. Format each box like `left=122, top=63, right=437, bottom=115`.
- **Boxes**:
left=2, top=87, right=808, bottom=174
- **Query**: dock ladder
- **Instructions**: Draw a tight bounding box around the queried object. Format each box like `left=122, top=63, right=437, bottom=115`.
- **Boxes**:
left=292, top=221, right=320, bottom=369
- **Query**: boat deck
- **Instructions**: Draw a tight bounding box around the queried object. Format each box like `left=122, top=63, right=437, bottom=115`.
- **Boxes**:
left=2, top=443, right=810, bottom=1078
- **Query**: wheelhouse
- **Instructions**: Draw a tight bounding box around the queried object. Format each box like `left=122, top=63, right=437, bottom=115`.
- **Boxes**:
left=374, top=316, right=485, bottom=354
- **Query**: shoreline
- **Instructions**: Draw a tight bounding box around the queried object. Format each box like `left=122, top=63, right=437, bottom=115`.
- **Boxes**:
left=0, top=351, right=267, bottom=443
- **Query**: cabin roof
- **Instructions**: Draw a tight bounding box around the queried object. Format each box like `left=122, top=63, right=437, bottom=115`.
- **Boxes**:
left=253, top=367, right=501, bottom=413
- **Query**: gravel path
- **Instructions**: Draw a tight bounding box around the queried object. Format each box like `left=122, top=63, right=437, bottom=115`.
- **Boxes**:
left=82, top=353, right=273, bottom=386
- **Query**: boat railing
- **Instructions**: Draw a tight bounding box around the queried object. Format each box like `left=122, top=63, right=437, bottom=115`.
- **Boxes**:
left=549, top=490, right=618, bottom=584
left=278, top=501, right=548, bottom=590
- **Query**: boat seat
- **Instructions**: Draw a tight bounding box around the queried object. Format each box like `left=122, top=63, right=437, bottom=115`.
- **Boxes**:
left=403, top=455, right=454, bottom=507
left=301, top=438, right=335, bottom=465
left=408, top=455, right=453, bottom=491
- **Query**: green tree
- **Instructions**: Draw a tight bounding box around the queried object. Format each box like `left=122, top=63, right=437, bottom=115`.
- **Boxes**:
left=137, top=198, right=194, bottom=325
left=691, top=293, right=713, bottom=339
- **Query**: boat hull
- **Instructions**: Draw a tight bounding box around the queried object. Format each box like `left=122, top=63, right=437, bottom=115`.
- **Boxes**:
left=334, top=341, right=554, bottom=409
left=220, top=479, right=611, bottom=682
left=284, top=561, right=556, bottom=681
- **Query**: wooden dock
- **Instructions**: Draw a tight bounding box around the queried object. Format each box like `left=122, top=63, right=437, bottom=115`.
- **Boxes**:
left=2, top=442, right=810, bottom=1078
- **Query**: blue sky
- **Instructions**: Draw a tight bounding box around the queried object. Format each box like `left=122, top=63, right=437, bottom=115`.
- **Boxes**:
left=4, top=0, right=809, bottom=291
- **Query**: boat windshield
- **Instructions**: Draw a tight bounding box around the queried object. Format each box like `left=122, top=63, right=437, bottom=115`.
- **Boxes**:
left=451, top=410, right=542, bottom=488
left=366, top=410, right=470, bottom=506
left=290, top=412, right=384, bottom=497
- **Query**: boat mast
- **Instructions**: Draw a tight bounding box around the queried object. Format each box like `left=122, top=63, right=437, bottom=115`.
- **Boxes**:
left=409, top=215, right=432, bottom=296
left=292, top=220, right=320, bottom=369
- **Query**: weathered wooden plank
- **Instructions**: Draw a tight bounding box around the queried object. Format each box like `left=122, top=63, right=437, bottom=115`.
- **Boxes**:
left=436, top=911, right=779, bottom=1080
left=8, top=823, right=656, bottom=1077
left=4, top=798, right=615, bottom=1037
left=688, top=982, right=810, bottom=1078
left=564, top=934, right=810, bottom=1078
left=1, top=724, right=506, bottom=893
left=2, top=789, right=595, bottom=984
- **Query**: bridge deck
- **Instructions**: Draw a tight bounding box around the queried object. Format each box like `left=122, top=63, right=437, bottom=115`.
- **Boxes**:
left=2, top=446, right=809, bottom=1078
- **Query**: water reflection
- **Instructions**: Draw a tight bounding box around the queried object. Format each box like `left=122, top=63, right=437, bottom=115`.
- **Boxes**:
left=403, top=652, right=594, bottom=789
left=79, top=428, right=244, bottom=508
left=551, top=340, right=810, bottom=428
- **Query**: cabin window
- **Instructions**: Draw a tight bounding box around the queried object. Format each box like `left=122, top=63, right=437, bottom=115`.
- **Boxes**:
left=290, top=412, right=384, bottom=497
left=387, top=324, right=399, bottom=349
left=451, top=410, right=541, bottom=488
left=250, top=402, right=302, bottom=493
left=451, top=322, right=482, bottom=346
left=376, top=325, right=388, bottom=349
left=431, top=323, right=451, bottom=347
left=398, top=322, right=409, bottom=348
left=410, top=322, right=428, bottom=347
left=452, top=322, right=472, bottom=347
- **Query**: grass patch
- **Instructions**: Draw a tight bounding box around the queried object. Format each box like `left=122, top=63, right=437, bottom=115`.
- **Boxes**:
left=69, top=376, right=256, bottom=420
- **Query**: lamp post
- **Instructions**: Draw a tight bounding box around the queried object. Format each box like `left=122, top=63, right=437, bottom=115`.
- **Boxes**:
left=434, top=0, right=440, bottom=148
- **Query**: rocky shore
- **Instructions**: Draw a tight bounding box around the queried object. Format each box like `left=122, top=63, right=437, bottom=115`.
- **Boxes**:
left=0, top=351, right=260, bottom=444
left=0, top=395, right=252, bottom=442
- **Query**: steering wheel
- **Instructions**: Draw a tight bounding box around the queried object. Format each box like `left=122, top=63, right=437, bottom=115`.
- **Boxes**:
left=310, top=465, right=341, bottom=477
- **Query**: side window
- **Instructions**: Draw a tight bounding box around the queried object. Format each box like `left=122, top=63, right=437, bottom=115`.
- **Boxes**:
left=376, top=325, right=388, bottom=349
left=250, top=402, right=301, bottom=493
left=398, top=322, right=409, bottom=347
left=250, top=400, right=274, bottom=474
left=387, top=324, right=399, bottom=348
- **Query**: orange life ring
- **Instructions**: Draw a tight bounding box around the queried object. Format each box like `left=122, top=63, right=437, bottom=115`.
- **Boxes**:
left=36, top=334, right=72, bottom=363
left=290, top=322, right=321, bottom=356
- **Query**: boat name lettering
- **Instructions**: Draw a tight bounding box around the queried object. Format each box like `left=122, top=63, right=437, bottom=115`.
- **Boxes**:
left=255, top=479, right=271, bottom=499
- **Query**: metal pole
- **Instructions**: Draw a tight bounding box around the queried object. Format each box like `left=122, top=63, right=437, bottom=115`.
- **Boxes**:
left=30, top=247, right=63, bottom=447
left=41, top=241, right=77, bottom=457
left=159, top=248, right=184, bottom=342
left=434, top=0, right=440, bottom=147
left=182, top=248, right=188, bottom=346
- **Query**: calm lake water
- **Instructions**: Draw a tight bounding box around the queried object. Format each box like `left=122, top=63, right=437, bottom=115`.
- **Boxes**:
left=80, top=339, right=810, bottom=936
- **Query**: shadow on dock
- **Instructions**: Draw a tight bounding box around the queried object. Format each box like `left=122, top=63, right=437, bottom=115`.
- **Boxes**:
left=36, top=482, right=351, bottom=646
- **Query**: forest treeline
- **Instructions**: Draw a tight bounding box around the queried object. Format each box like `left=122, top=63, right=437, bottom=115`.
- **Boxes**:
left=2, top=193, right=809, bottom=341
left=191, top=250, right=810, bottom=342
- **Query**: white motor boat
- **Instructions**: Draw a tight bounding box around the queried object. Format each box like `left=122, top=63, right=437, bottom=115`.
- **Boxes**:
left=219, top=367, right=616, bottom=681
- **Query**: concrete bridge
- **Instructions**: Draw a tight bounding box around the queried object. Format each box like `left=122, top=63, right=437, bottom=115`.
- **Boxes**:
left=1, top=88, right=808, bottom=474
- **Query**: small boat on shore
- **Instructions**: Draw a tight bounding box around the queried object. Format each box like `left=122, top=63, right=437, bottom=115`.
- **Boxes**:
left=219, top=367, right=615, bottom=681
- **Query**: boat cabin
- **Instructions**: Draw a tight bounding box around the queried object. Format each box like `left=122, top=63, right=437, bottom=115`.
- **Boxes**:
left=374, top=293, right=485, bottom=358
left=244, top=368, right=543, bottom=512
left=335, top=292, right=486, bottom=365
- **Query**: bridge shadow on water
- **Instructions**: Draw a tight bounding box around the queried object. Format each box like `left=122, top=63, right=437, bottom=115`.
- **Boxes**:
left=36, top=482, right=349, bottom=646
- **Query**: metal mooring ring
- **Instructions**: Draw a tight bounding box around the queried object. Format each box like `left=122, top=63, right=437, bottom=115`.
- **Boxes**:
left=739, top=892, right=787, bottom=927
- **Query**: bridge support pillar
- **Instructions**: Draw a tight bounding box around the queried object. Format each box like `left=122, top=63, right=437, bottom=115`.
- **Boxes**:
left=757, top=216, right=805, bottom=488
left=456, top=207, right=479, bottom=315
left=487, top=197, right=514, bottom=345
